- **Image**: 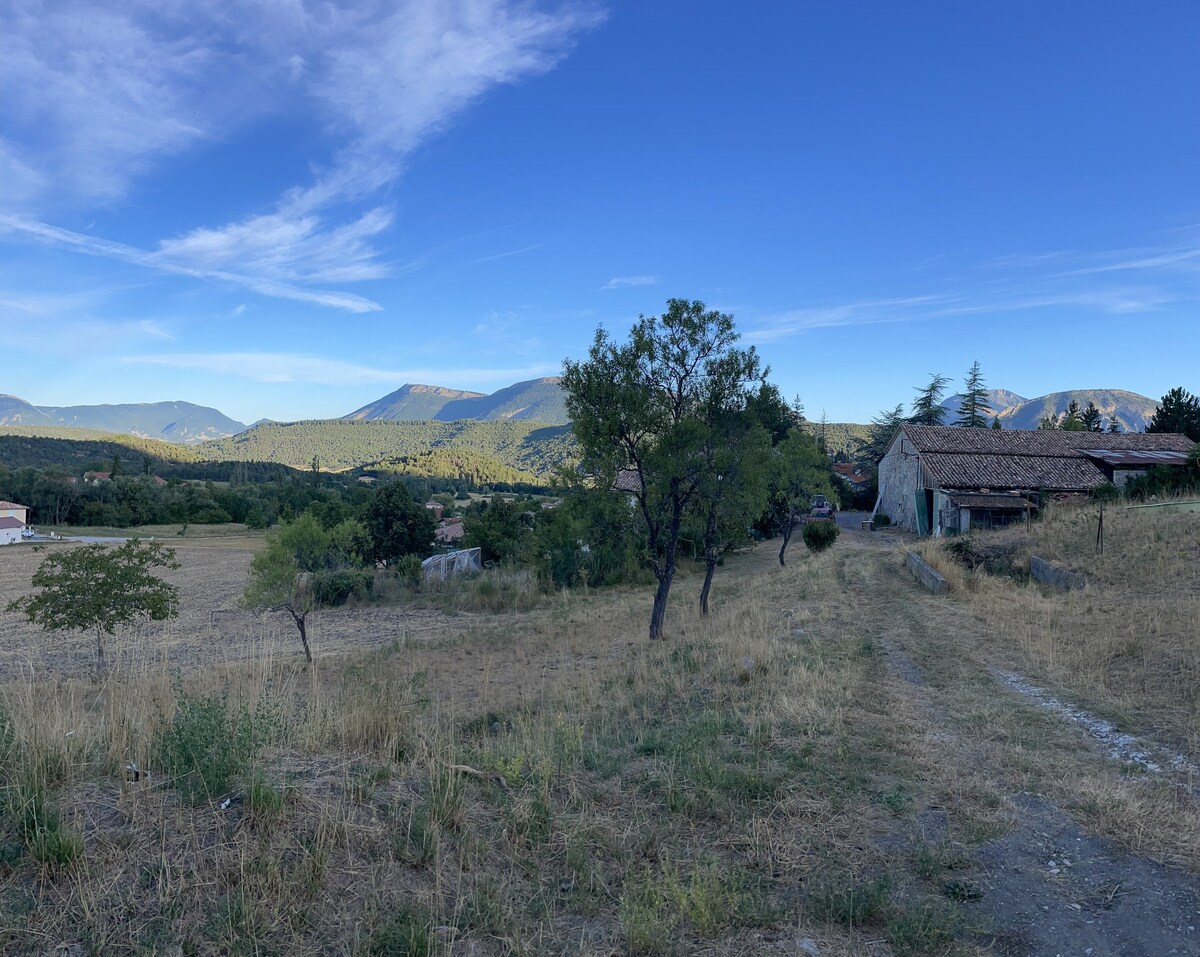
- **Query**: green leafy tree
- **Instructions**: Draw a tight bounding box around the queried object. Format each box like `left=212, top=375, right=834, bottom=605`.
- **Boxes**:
left=463, top=497, right=527, bottom=564
left=954, top=360, right=990, bottom=428
left=764, top=430, right=836, bottom=566
left=910, top=373, right=950, bottom=426
left=1081, top=401, right=1103, bottom=432
left=7, top=540, right=179, bottom=676
left=243, top=513, right=367, bottom=662
left=693, top=399, right=771, bottom=616
left=860, top=403, right=907, bottom=465
left=364, top=482, right=436, bottom=566
left=1147, top=387, right=1200, bottom=442
left=562, top=299, right=762, bottom=640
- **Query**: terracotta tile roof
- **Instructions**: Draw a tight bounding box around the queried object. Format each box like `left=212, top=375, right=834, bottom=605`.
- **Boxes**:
left=947, top=492, right=1038, bottom=510
left=613, top=469, right=642, bottom=493
left=894, top=425, right=1195, bottom=493
left=832, top=463, right=870, bottom=484
left=922, top=453, right=1106, bottom=491
left=435, top=523, right=465, bottom=543
left=900, top=425, right=1194, bottom=456
left=0, top=500, right=27, bottom=510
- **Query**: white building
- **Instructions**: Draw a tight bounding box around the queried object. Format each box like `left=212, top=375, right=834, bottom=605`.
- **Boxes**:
left=0, top=516, right=23, bottom=545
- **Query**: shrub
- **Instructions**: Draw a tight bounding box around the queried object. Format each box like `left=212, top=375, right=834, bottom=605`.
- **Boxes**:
left=156, top=690, right=282, bottom=803
left=873, top=513, right=891, bottom=527
left=803, top=519, right=840, bottom=552
left=312, top=568, right=373, bottom=606
left=394, top=553, right=423, bottom=587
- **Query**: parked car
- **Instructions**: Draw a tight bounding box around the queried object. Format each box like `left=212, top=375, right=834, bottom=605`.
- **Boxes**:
left=809, top=495, right=835, bottom=522
left=20, top=527, right=34, bottom=539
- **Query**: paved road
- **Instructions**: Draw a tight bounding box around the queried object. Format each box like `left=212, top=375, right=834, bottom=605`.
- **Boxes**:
left=834, top=509, right=871, bottom=530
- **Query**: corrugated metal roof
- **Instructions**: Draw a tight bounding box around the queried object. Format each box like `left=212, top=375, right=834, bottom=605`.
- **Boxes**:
left=1083, top=449, right=1192, bottom=467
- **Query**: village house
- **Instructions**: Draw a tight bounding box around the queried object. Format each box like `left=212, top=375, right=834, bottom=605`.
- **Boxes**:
left=435, top=516, right=465, bottom=544
left=0, top=516, right=24, bottom=545
left=876, top=425, right=1195, bottom=535
left=832, top=462, right=871, bottom=491
left=425, top=500, right=444, bottom=521
left=0, top=500, right=30, bottom=526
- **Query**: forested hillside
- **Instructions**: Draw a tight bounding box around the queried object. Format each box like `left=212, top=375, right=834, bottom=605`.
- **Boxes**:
left=197, top=418, right=576, bottom=478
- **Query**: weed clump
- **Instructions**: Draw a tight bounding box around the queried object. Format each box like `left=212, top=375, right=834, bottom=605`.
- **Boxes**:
left=155, top=689, right=282, bottom=803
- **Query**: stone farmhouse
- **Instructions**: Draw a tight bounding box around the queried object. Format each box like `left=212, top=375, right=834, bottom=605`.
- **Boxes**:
left=876, top=425, right=1195, bottom=535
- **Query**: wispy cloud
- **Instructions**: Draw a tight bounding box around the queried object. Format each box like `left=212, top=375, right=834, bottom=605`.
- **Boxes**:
left=747, top=296, right=950, bottom=342
left=0, top=1, right=604, bottom=307
left=0, top=215, right=383, bottom=313
left=602, top=275, right=658, bottom=290
left=121, top=352, right=560, bottom=388
left=746, top=240, right=1200, bottom=343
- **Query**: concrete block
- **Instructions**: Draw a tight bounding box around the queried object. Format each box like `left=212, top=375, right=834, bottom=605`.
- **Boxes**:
left=906, top=549, right=948, bottom=595
left=1030, top=555, right=1087, bottom=591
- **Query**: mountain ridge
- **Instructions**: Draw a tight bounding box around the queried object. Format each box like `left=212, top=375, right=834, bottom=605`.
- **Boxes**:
left=0, top=395, right=246, bottom=443
left=346, top=376, right=569, bottom=424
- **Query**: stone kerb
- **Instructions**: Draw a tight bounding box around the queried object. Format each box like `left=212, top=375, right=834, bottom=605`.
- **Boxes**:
left=1030, top=555, right=1088, bottom=591
left=905, top=549, right=948, bottom=595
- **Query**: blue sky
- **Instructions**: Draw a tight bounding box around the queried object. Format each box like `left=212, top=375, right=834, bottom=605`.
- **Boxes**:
left=2, top=1, right=1198, bottom=426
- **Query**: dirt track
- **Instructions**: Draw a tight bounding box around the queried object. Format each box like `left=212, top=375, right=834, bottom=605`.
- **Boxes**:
left=836, top=528, right=1200, bottom=955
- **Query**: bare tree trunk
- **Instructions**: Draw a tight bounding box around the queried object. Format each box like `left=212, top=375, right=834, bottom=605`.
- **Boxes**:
left=649, top=571, right=673, bottom=640
left=699, top=557, right=716, bottom=616
left=699, top=505, right=719, bottom=616
left=778, top=519, right=794, bottom=567
left=292, top=610, right=313, bottom=663
left=95, top=628, right=107, bottom=678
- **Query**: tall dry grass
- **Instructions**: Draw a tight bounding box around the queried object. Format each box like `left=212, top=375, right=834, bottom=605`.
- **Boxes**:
left=912, top=495, right=1200, bottom=750
left=0, top=544, right=978, bottom=956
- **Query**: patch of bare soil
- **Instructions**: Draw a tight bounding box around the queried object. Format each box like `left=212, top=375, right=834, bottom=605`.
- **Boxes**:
left=838, top=540, right=1200, bottom=956
left=0, top=544, right=468, bottom=679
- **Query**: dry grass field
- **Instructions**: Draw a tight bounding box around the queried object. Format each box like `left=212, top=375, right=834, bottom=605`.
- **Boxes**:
left=0, top=512, right=1198, bottom=956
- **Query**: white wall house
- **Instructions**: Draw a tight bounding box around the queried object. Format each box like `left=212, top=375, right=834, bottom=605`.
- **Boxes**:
left=876, top=426, right=1195, bottom=535
left=0, top=516, right=23, bottom=545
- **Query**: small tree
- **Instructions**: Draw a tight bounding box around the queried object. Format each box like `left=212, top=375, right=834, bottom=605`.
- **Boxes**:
left=562, top=299, right=762, bottom=640
left=954, top=361, right=990, bottom=428
left=243, top=513, right=366, bottom=662
left=991, top=416, right=1002, bottom=430
left=764, top=430, right=836, bottom=566
left=910, top=373, right=950, bottom=426
left=693, top=405, right=770, bottom=615
left=8, top=540, right=179, bottom=677
left=1081, top=401, right=1103, bottom=432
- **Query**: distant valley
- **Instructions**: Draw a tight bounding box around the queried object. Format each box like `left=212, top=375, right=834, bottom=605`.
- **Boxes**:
left=0, top=380, right=1171, bottom=485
